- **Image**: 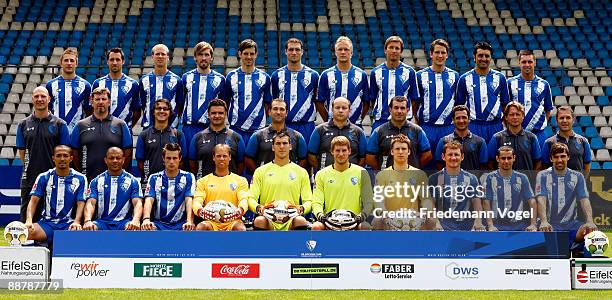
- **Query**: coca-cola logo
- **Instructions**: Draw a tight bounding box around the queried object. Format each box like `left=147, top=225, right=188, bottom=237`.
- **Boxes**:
left=211, top=263, right=260, bottom=278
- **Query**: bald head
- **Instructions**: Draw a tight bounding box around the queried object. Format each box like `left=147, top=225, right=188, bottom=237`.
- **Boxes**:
left=33, top=86, right=49, bottom=96
left=106, top=147, right=124, bottom=157
left=332, top=97, right=350, bottom=108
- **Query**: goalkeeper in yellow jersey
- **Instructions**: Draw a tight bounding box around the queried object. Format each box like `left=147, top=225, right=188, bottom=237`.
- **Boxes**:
left=249, top=132, right=312, bottom=230
left=311, top=136, right=374, bottom=231
left=193, top=144, right=250, bottom=231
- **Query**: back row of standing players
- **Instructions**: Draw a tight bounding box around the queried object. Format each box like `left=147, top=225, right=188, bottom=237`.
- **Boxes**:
left=17, top=36, right=592, bottom=225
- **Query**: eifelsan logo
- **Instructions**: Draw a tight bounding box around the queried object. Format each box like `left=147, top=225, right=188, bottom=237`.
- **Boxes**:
left=0, top=260, right=45, bottom=277
left=577, top=270, right=589, bottom=284
left=575, top=265, right=612, bottom=285
left=211, top=264, right=260, bottom=278
left=504, top=268, right=550, bottom=276
left=134, top=263, right=182, bottom=278
left=300, top=240, right=322, bottom=258
left=291, top=264, right=339, bottom=278
left=70, top=261, right=110, bottom=278
left=371, top=263, right=414, bottom=279
left=445, top=262, right=479, bottom=280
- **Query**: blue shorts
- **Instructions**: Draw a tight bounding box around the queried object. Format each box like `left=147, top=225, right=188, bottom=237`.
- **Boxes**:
left=468, top=120, right=503, bottom=142
left=287, top=122, right=315, bottom=145
left=93, top=219, right=130, bottom=230
left=182, top=124, right=207, bottom=150
left=38, top=219, right=71, bottom=243
left=152, top=221, right=185, bottom=231
left=531, top=129, right=548, bottom=150
left=420, top=124, right=454, bottom=169
left=440, top=219, right=475, bottom=231
left=371, top=119, right=387, bottom=132
left=230, top=126, right=254, bottom=146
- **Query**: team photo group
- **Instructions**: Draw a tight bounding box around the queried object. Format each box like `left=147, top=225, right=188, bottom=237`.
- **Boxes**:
left=15, top=34, right=597, bottom=254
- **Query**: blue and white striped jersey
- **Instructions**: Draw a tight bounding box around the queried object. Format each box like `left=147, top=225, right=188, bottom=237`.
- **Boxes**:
left=181, top=69, right=226, bottom=125
left=225, top=68, right=271, bottom=132
left=139, top=70, right=183, bottom=128
left=483, top=170, right=534, bottom=230
left=317, top=65, right=369, bottom=124
left=88, top=170, right=142, bottom=222
left=507, top=75, right=553, bottom=132
left=456, top=69, right=510, bottom=122
left=428, top=169, right=480, bottom=231
left=30, top=168, right=87, bottom=223
left=145, top=170, right=195, bottom=224
left=369, top=62, right=419, bottom=121
left=91, top=74, right=141, bottom=126
left=535, top=168, right=588, bottom=231
left=271, top=65, right=319, bottom=123
left=46, top=75, right=92, bottom=132
left=415, top=67, right=459, bottom=125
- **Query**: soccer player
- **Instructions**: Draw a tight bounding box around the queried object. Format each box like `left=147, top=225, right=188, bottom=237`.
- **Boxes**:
left=369, top=36, right=419, bottom=130
left=245, top=98, right=307, bottom=173
left=139, top=44, right=183, bottom=128
left=189, top=99, right=244, bottom=179
left=91, top=47, right=141, bottom=128
left=141, top=143, right=196, bottom=231
left=24, top=145, right=86, bottom=243
left=541, top=106, right=591, bottom=176
left=482, top=146, right=537, bottom=231
left=271, top=38, right=319, bottom=144
left=82, top=147, right=142, bottom=231
left=193, top=144, right=250, bottom=231
left=372, top=134, right=435, bottom=230
left=428, top=141, right=485, bottom=231
left=249, top=132, right=312, bottom=230
left=46, top=48, right=91, bottom=131
left=507, top=50, right=553, bottom=148
left=225, top=39, right=272, bottom=143
left=311, top=136, right=373, bottom=230
left=414, top=39, right=459, bottom=157
left=435, top=105, right=488, bottom=171
left=535, top=143, right=597, bottom=250
left=70, top=87, right=132, bottom=181
left=316, top=36, right=369, bottom=125
left=366, top=96, right=431, bottom=170
left=308, top=97, right=367, bottom=171
left=456, top=41, right=510, bottom=142
left=17, top=86, right=70, bottom=222
left=487, top=101, right=542, bottom=171
left=181, top=41, right=226, bottom=145
left=136, top=98, right=187, bottom=188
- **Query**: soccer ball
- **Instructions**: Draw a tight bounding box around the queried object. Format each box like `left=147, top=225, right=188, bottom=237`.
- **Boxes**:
left=203, top=200, right=235, bottom=222
left=265, top=200, right=294, bottom=223
left=385, top=210, right=423, bottom=231
left=324, top=209, right=359, bottom=231
left=584, top=230, right=609, bottom=256
left=4, top=221, right=28, bottom=246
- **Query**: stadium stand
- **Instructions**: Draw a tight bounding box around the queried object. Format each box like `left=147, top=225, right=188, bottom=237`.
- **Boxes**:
left=0, top=0, right=609, bottom=166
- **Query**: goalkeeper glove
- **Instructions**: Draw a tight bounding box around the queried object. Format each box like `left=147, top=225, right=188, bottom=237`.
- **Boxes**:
left=220, top=207, right=243, bottom=223
left=197, top=206, right=216, bottom=221
left=263, top=205, right=276, bottom=220
left=316, top=213, right=325, bottom=223
left=287, top=206, right=299, bottom=219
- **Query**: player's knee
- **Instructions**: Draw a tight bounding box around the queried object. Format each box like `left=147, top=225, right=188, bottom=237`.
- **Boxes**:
left=311, top=221, right=325, bottom=231
left=232, top=222, right=246, bottom=231
left=196, top=222, right=212, bottom=231
left=30, top=225, right=47, bottom=242
left=292, top=216, right=308, bottom=228
left=253, top=216, right=269, bottom=230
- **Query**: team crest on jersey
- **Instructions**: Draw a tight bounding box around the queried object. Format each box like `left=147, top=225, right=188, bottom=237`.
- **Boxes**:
left=178, top=175, right=187, bottom=191
left=513, top=182, right=522, bottom=192
left=536, top=81, right=545, bottom=95
left=302, top=76, right=311, bottom=88
left=447, top=75, right=456, bottom=87
left=490, top=74, right=500, bottom=90
left=289, top=172, right=296, bottom=181
left=121, top=177, right=131, bottom=192
left=267, top=172, right=274, bottom=177
left=211, top=76, right=222, bottom=89
left=121, top=85, right=131, bottom=94
left=75, top=84, right=84, bottom=95
left=328, top=179, right=335, bottom=184
left=469, top=143, right=477, bottom=152
left=567, top=176, right=577, bottom=189
left=169, top=136, right=178, bottom=143
left=409, top=178, right=417, bottom=185
left=69, top=178, right=80, bottom=193
left=400, top=70, right=410, bottom=84
left=48, top=124, right=57, bottom=134
left=350, top=177, right=358, bottom=185
left=229, top=182, right=237, bottom=191
left=255, top=76, right=266, bottom=88
left=110, top=125, right=118, bottom=134
left=167, top=77, right=178, bottom=90
left=522, top=139, right=530, bottom=150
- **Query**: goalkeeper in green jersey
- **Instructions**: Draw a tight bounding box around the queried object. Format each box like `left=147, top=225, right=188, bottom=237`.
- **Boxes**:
left=249, top=132, right=312, bottom=230
left=311, top=136, right=374, bottom=230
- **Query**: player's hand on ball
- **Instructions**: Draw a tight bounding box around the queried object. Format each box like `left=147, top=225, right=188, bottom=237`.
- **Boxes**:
left=525, top=224, right=537, bottom=232
left=197, top=207, right=216, bottom=220
left=69, top=222, right=82, bottom=231
left=126, top=220, right=140, bottom=231
left=220, top=207, right=242, bottom=223
left=581, top=222, right=598, bottom=236
left=487, top=225, right=498, bottom=232
left=539, top=221, right=553, bottom=232
left=24, top=221, right=33, bottom=231
left=263, top=204, right=276, bottom=220
left=316, top=213, right=325, bottom=223
left=183, top=221, right=195, bottom=231
left=287, top=206, right=299, bottom=219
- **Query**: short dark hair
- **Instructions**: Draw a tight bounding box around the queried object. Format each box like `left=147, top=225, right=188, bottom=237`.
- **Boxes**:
left=473, top=41, right=493, bottom=56
left=497, top=145, right=515, bottom=156
left=162, top=142, right=182, bottom=158
left=389, top=96, right=408, bottom=108
left=272, top=131, right=290, bottom=144
left=239, top=39, right=257, bottom=54
left=518, top=50, right=534, bottom=60
left=152, top=98, right=174, bottom=120
left=550, top=142, right=569, bottom=158
left=208, top=98, right=227, bottom=112
left=285, top=38, right=304, bottom=50
left=390, top=134, right=412, bottom=150
left=429, top=39, right=449, bottom=53
left=106, top=47, right=125, bottom=60
left=452, top=105, right=469, bottom=118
